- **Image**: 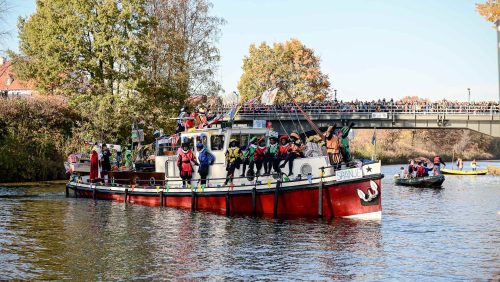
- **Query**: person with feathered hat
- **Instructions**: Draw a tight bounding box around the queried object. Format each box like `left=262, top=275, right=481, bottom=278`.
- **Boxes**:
left=325, top=124, right=342, bottom=169
left=224, top=138, right=242, bottom=185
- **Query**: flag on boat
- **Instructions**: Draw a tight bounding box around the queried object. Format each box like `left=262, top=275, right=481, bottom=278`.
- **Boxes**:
left=261, top=87, right=279, bottom=105
left=372, top=128, right=377, bottom=145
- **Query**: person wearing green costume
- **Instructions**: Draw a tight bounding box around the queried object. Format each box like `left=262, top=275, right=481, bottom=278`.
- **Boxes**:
left=339, top=122, right=355, bottom=164
left=240, top=137, right=258, bottom=177
left=124, top=144, right=133, bottom=170
left=264, top=136, right=279, bottom=175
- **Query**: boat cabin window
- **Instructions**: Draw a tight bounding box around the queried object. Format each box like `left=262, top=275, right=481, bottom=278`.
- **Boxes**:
left=195, top=135, right=208, bottom=149
left=181, top=136, right=195, bottom=151
left=210, top=135, right=225, bottom=151
left=230, top=134, right=262, bottom=149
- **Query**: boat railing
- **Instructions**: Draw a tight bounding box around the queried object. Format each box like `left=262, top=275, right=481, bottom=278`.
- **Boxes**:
left=80, top=171, right=332, bottom=191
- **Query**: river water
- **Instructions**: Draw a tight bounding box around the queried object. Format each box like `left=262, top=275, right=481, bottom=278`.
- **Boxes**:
left=0, top=162, right=499, bottom=280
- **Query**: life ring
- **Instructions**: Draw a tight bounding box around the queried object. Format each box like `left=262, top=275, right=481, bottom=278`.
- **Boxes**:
left=149, top=177, right=155, bottom=186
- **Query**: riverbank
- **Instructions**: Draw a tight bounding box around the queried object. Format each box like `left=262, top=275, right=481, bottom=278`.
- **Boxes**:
left=0, top=180, right=67, bottom=187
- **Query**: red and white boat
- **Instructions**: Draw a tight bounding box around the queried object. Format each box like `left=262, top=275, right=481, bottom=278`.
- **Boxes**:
left=67, top=126, right=383, bottom=219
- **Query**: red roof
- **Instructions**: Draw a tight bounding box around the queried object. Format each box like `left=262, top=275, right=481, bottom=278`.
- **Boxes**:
left=0, top=62, right=35, bottom=91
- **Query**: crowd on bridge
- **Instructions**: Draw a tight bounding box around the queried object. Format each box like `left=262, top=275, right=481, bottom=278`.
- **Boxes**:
left=222, top=98, right=500, bottom=115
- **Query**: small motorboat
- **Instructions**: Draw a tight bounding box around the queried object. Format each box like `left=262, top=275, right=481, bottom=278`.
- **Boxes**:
left=394, top=174, right=445, bottom=188
left=440, top=169, right=488, bottom=175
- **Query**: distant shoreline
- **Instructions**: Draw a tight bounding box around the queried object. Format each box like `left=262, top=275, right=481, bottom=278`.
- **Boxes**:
left=0, top=180, right=67, bottom=187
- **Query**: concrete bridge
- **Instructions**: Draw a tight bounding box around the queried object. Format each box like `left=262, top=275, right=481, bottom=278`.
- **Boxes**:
left=232, top=110, right=500, bottom=137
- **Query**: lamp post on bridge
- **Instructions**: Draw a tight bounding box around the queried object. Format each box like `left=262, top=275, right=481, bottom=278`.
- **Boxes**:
left=467, top=88, right=471, bottom=113
left=497, top=20, right=500, bottom=103
left=334, top=89, right=337, bottom=101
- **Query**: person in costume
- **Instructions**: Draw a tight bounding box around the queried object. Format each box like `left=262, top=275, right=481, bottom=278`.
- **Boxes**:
left=124, top=144, right=133, bottom=170
left=176, top=106, right=187, bottom=134
left=240, top=137, right=258, bottom=177
left=177, top=142, right=199, bottom=188
left=225, top=139, right=242, bottom=185
left=101, top=145, right=111, bottom=179
left=339, top=122, right=355, bottom=164
left=304, top=135, right=322, bottom=158
left=276, top=136, right=290, bottom=175
left=254, top=137, right=267, bottom=176
left=197, top=143, right=214, bottom=186
left=265, top=136, right=279, bottom=175
left=280, top=132, right=304, bottom=176
left=324, top=125, right=342, bottom=169
left=90, top=144, right=99, bottom=181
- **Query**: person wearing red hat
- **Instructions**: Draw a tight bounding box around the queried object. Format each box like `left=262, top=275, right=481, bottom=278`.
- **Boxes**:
left=277, top=136, right=290, bottom=174
left=254, top=137, right=267, bottom=176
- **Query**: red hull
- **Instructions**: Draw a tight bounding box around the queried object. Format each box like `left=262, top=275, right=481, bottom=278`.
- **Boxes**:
left=69, top=177, right=382, bottom=218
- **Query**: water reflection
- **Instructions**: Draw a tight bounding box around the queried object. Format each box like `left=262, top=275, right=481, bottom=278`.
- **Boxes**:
left=0, top=162, right=499, bottom=280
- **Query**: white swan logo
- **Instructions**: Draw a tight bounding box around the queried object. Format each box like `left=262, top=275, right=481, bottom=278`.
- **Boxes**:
left=357, top=180, right=379, bottom=202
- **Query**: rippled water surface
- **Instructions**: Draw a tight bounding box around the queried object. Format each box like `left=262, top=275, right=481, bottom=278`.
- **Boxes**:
left=1, top=163, right=499, bottom=280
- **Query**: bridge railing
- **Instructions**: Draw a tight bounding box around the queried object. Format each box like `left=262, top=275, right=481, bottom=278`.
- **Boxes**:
left=218, top=105, right=500, bottom=117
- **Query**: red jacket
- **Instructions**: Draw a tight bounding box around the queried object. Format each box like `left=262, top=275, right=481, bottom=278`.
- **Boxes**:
left=254, top=146, right=267, bottom=161
left=278, top=144, right=290, bottom=159
left=416, top=165, right=425, bottom=177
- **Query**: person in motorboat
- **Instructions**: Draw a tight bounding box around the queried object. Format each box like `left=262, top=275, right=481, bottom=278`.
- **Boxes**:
left=197, top=143, right=215, bottom=186
left=225, top=139, right=242, bottom=185
left=240, top=137, right=258, bottom=177
left=264, top=136, right=279, bottom=176
left=254, top=138, right=267, bottom=176
left=408, top=160, right=416, bottom=178
left=416, top=161, right=425, bottom=177
left=423, top=162, right=430, bottom=177
left=177, top=142, right=199, bottom=188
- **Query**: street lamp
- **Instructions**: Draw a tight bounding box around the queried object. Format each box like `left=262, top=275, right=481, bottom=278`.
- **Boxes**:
left=468, top=88, right=471, bottom=113
left=497, top=20, right=500, bottom=103
left=334, top=89, right=337, bottom=101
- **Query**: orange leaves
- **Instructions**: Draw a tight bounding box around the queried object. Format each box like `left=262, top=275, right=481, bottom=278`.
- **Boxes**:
left=476, top=0, right=500, bottom=23
left=238, top=38, right=330, bottom=104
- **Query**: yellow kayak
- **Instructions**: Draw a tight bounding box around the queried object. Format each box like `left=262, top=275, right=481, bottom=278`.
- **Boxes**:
left=441, top=169, right=488, bottom=175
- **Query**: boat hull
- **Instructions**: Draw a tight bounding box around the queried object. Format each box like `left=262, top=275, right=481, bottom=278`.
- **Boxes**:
left=67, top=175, right=383, bottom=219
left=441, top=169, right=488, bottom=175
left=394, top=175, right=445, bottom=188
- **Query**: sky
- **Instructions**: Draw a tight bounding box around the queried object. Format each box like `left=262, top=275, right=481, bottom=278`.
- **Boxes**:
left=1, top=0, right=498, bottom=102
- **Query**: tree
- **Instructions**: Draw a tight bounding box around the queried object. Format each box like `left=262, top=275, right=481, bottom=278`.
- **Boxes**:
left=476, top=0, right=500, bottom=22
left=0, top=0, right=9, bottom=40
left=146, top=0, right=225, bottom=97
left=10, top=0, right=150, bottom=95
left=238, top=38, right=330, bottom=103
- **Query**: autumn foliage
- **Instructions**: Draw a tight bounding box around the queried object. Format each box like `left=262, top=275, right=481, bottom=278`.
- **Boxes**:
left=476, top=0, right=500, bottom=23
left=238, top=39, right=330, bottom=103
